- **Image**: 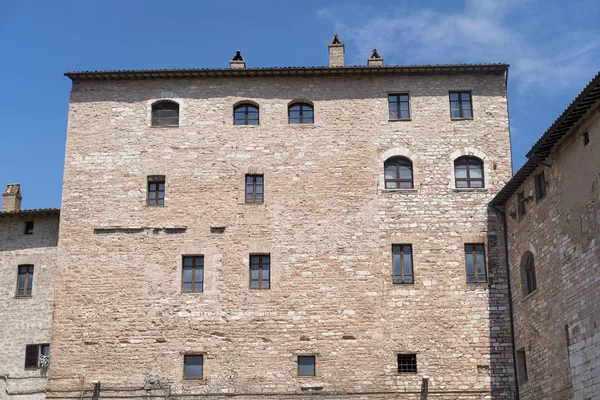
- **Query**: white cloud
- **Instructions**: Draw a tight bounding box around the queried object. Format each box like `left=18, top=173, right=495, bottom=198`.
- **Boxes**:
left=318, top=0, right=600, bottom=93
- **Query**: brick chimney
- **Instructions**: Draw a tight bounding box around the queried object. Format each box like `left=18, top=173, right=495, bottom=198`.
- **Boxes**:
left=2, top=184, right=22, bottom=212
left=230, top=50, right=246, bottom=69
left=367, top=49, right=383, bottom=67
left=328, top=34, right=344, bottom=67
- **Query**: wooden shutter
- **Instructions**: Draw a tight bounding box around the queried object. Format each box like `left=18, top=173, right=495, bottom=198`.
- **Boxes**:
left=25, top=344, right=39, bottom=368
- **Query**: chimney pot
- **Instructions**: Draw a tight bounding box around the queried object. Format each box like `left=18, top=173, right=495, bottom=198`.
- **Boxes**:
left=2, top=184, right=22, bottom=212
left=230, top=50, right=246, bottom=69
left=368, top=49, right=383, bottom=67
left=328, top=34, right=345, bottom=67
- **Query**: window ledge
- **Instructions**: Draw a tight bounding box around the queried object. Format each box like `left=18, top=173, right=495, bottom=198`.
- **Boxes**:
left=234, top=124, right=259, bottom=127
left=150, top=125, right=180, bottom=128
left=452, top=188, right=487, bottom=193
left=381, top=189, right=418, bottom=193
left=388, top=118, right=411, bottom=122
left=14, top=296, right=33, bottom=299
left=451, top=118, right=474, bottom=121
left=289, top=124, right=315, bottom=127
left=523, top=289, right=538, bottom=300
left=535, top=195, right=547, bottom=205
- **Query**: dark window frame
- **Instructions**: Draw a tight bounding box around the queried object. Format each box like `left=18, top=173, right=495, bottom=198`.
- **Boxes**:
left=24, top=343, right=49, bottom=369
left=384, top=157, right=414, bottom=189
left=464, top=244, right=487, bottom=283
left=250, top=254, right=270, bottom=290
left=392, top=244, right=413, bottom=284
left=245, top=175, right=264, bottom=204
left=449, top=91, right=473, bottom=119
left=182, top=256, right=204, bottom=293
left=151, top=100, right=180, bottom=127
left=535, top=171, right=546, bottom=202
left=517, top=191, right=527, bottom=218
left=288, top=103, right=314, bottom=124
left=234, top=103, right=259, bottom=125
left=388, top=93, right=411, bottom=120
left=147, top=176, right=165, bottom=207
left=17, top=264, right=34, bottom=297
left=397, top=353, right=417, bottom=374
left=583, top=131, right=589, bottom=146
left=24, top=221, right=34, bottom=235
left=454, top=156, right=484, bottom=188
left=297, top=355, right=316, bottom=376
left=522, top=252, right=537, bottom=295
left=183, top=354, right=204, bottom=380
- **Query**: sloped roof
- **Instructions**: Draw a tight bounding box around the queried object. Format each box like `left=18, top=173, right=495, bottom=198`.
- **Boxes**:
left=0, top=208, right=60, bottom=217
left=65, top=63, right=509, bottom=81
left=491, top=71, right=600, bottom=206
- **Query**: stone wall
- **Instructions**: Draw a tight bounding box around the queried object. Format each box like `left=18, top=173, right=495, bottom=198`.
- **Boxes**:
left=0, top=213, right=59, bottom=400
left=505, top=105, right=600, bottom=400
left=48, top=72, right=515, bottom=399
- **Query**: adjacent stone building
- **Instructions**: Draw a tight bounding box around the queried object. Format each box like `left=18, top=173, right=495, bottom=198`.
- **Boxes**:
left=0, top=185, right=60, bottom=400
left=43, top=37, right=516, bottom=399
left=491, top=72, right=600, bottom=400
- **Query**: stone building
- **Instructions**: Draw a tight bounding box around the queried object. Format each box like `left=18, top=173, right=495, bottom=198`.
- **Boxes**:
left=42, top=36, right=516, bottom=399
left=491, top=71, right=600, bottom=400
left=0, top=184, right=60, bottom=399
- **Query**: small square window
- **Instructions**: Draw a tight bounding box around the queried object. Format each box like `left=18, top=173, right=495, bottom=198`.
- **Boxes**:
left=465, top=244, right=487, bottom=283
left=24, top=344, right=49, bottom=369
left=182, top=256, right=204, bottom=292
left=24, top=221, right=34, bottom=234
left=397, top=353, right=417, bottom=374
left=245, top=175, right=264, bottom=204
left=449, top=91, right=473, bottom=119
left=388, top=93, right=410, bottom=120
left=298, top=356, right=315, bottom=376
left=184, top=355, right=203, bottom=379
left=147, top=176, right=165, bottom=207
left=250, top=254, right=270, bottom=289
left=516, top=349, right=528, bottom=383
left=535, top=171, right=546, bottom=202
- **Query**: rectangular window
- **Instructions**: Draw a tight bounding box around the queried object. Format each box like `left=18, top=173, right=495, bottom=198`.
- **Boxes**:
left=182, top=256, right=204, bottom=292
left=517, top=191, right=527, bottom=218
left=388, top=93, right=410, bottom=120
left=535, top=172, right=546, bottom=201
left=583, top=131, right=589, bottom=146
left=24, top=344, right=49, bottom=369
left=397, top=353, right=417, bottom=374
left=465, top=244, right=487, bottom=283
left=24, top=221, right=34, bottom=234
left=392, top=244, right=413, bottom=284
left=449, top=91, right=473, bottom=119
left=516, top=349, right=528, bottom=383
left=184, top=354, right=203, bottom=379
left=17, top=265, right=34, bottom=297
left=298, top=356, right=315, bottom=376
left=245, top=175, right=264, bottom=204
left=147, top=176, right=165, bottom=206
left=250, top=254, right=270, bottom=289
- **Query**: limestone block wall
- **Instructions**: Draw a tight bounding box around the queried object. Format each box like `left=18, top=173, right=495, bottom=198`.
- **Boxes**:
left=505, top=106, right=600, bottom=400
left=0, top=213, right=59, bottom=400
left=49, top=72, right=514, bottom=399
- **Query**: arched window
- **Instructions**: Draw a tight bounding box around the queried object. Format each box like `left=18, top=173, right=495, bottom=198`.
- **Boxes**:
left=234, top=103, right=259, bottom=125
left=152, top=101, right=179, bottom=127
left=454, top=156, right=484, bottom=188
left=384, top=157, right=413, bottom=189
left=288, top=103, right=314, bottom=124
left=521, top=252, right=537, bottom=295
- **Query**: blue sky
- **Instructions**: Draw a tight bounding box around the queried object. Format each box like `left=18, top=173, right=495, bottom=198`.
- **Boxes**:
left=1, top=0, right=599, bottom=209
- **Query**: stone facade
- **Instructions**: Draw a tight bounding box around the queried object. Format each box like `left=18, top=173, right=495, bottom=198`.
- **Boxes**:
left=46, top=59, right=515, bottom=399
left=498, top=74, right=600, bottom=400
left=0, top=207, right=59, bottom=400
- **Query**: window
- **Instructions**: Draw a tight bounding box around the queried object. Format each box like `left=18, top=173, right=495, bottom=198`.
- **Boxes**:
left=288, top=103, right=314, bottom=124
left=535, top=171, right=546, bottom=201
left=245, top=175, right=264, bottom=204
left=250, top=254, right=270, bottom=289
left=583, top=131, right=589, bottom=146
left=454, top=156, right=484, bottom=188
left=517, top=191, right=527, bottom=218
left=516, top=349, right=528, bottom=383
left=234, top=104, right=259, bottom=125
left=521, top=252, right=537, bottom=295
left=384, top=157, right=413, bottom=189
left=388, top=94, right=410, bottom=120
left=182, top=256, right=204, bottom=292
left=147, top=176, right=165, bottom=206
left=397, top=354, right=417, bottom=374
left=151, top=101, right=179, bottom=126
left=392, top=244, right=413, bottom=284
left=449, top=91, right=473, bottom=119
left=298, top=356, right=315, bottom=376
left=25, top=221, right=34, bottom=234
left=24, top=344, right=49, bottom=369
left=465, top=244, right=487, bottom=283
left=184, top=355, right=203, bottom=379
left=17, top=265, right=34, bottom=297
